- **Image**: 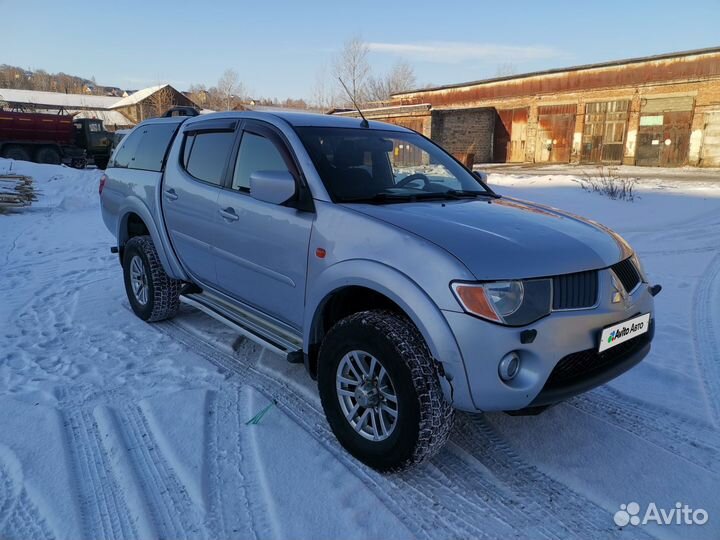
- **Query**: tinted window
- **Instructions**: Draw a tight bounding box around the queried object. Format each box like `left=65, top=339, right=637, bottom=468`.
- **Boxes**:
left=183, top=131, right=236, bottom=185
left=131, top=124, right=178, bottom=171
left=111, top=127, right=143, bottom=168
left=232, top=132, right=289, bottom=191
left=110, top=124, right=177, bottom=171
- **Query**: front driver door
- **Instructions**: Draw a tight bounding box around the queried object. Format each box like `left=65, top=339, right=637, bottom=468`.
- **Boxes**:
left=214, top=121, right=313, bottom=328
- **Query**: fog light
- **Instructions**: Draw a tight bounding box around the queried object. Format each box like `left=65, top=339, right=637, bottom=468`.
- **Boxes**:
left=499, top=352, right=520, bottom=381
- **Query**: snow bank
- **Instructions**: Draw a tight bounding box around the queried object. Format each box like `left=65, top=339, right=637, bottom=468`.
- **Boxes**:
left=487, top=172, right=720, bottom=230
left=0, top=158, right=103, bottom=212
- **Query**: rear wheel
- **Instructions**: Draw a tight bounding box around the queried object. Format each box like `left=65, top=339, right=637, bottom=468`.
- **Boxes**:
left=1, top=145, right=31, bottom=162
left=34, top=146, right=61, bottom=165
left=122, top=236, right=181, bottom=322
left=318, top=310, right=454, bottom=471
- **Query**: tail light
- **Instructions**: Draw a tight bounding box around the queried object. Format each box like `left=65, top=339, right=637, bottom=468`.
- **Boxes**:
left=98, top=174, right=107, bottom=195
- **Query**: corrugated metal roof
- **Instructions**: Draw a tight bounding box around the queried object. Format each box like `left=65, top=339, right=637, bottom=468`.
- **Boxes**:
left=334, top=104, right=432, bottom=116
left=0, top=88, right=120, bottom=108
left=71, top=109, right=134, bottom=126
left=393, top=46, right=720, bottom=97
left=109, top=84, right=168, bottom=109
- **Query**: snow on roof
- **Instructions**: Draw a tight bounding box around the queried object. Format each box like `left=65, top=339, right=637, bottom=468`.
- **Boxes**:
left=70, top=109, right=134, bottom=127
left=109, top=84, right=168, bottom=109
left=0, top=88, right=120, bottom=109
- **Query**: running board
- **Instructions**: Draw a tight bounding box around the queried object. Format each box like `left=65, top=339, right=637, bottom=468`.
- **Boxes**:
left=180, top=293, right=303, bottom=357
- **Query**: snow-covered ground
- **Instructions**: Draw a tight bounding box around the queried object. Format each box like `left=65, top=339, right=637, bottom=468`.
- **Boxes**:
left=1, top=158, right=719, bottom=540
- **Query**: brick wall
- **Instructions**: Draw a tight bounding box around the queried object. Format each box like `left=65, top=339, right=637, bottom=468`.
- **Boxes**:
left=430, top=108, right=494, bottom=164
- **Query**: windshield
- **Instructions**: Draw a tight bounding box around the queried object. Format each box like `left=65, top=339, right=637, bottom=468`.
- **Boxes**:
left=295, top=127, right=492, bottom=203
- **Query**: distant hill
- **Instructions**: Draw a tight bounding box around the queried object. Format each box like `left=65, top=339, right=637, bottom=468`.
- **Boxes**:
left=0, top=65, right=125, bottom=97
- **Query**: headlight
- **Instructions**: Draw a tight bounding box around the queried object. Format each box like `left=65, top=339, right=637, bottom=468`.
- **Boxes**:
left=630, top=252, right=647, bottom=283
left=451, top=279, right=552, bottom=326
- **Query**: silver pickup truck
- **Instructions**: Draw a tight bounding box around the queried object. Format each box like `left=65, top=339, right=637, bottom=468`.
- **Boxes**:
left=100, top=111, right=659, bottom=471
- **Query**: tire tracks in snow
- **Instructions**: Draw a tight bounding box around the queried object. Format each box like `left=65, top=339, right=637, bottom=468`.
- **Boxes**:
left=0, top=459, right=55, bottom=540
left=115, top=404, right=208, bottom=540
left=205, top=386, right=267, bottom=540
left=638, top=245, right=718, bottom=257
left=1, top=492, right=56, bottom=540
left=450, top=416, right=655, bottom=540
left=61, top=406, right=139, bottom=540
left=59, top=389, right=209, bottom=540
left=162, top=319, right=625, bottom=540
left=691, top=251, right=720, bottom=427
left=163, top=321, right=451, bottom=540
left=571, top=387, right=720, bottom=475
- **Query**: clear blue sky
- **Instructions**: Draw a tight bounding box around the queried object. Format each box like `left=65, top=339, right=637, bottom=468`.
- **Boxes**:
left=2, top=0, right=719, bottom=99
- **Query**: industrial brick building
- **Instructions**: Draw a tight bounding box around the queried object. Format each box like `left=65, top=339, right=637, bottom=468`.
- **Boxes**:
left=337, top=47, right=720, bottom=167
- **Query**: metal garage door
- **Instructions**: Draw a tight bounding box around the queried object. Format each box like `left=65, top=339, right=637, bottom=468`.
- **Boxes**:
left=535, top=104, right=576, bottom=163
left=701, top=111, right=720, bottom=167
left=493, top=108, right=528, bottom=162
left=581, top=100, right=630, bottom=163
left=636, top=96, right=694, bottom=167
left=385, top=117, right=424, bottom=166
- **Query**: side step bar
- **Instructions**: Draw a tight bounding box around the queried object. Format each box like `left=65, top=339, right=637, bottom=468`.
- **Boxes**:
left=180, top=292, right=303, bottom=358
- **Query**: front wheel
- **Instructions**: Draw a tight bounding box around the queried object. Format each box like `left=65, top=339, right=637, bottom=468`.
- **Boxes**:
left=318, top=310, right=454, bottom=471
left=122, top=236, right=181, bottom=322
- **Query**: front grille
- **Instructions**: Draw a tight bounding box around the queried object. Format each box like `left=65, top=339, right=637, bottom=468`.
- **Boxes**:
left=552, top=270, right=598, bottom=310
left=544, top=323, right=652, bottom=390
left=611, top=258, right=640, bottom=293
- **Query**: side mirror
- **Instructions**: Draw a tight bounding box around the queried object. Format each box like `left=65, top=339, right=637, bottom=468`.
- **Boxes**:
left=250, top=170, right=297, bottom=205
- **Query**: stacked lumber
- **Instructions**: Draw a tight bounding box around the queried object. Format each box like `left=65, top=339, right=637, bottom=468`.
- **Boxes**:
left=0, top=175, right=36, bottom=210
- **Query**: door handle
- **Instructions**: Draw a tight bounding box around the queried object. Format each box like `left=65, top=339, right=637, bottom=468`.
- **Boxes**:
left=164, top=188, right=178, bottom=201
left=219, top=207, right=239, bottom=222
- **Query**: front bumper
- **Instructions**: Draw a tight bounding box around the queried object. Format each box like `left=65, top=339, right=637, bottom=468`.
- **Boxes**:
left=443, top=269, right=655, bottom=412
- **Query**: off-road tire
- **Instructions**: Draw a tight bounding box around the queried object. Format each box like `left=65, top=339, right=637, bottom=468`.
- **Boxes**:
left=122, top=235, right=181, bottom=322
left=1, top=145, right=31, bottom=162
left=34, top=146, right=61, bottom=165
left=318, top=310, right=454, bottom=471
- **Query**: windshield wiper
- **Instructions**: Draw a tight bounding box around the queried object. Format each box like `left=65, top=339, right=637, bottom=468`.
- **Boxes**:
left=341, top=193, right=420, bottom=204
left=342, top=190, right=501, bottom=204
left=444, top=189, right=501, bottom=199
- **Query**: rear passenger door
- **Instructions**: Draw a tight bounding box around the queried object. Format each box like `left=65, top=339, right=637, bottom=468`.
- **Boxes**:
left=214, top=120, right=314, bottom=328
left=163, top=119, right=237, bottom=286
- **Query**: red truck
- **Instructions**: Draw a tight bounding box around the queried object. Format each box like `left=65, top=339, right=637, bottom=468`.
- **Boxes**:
left=0, top=110, right=112, bottom=168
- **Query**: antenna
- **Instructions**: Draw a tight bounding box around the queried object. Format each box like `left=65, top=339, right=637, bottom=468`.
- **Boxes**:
left=338, top=78, right=369, bottom=128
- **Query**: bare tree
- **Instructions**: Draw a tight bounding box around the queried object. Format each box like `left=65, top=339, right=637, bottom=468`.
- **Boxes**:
left=368, top=61, right=417, bottom=103
left=146, top=85, right=177, bottom=118
left=32, top=69, right=52, bottom=91
left=217, top=69, right=244, bottom=110
left=187, top=83, right=209, bottom=108
left=333, top=36, right=371, bottom=105
left=311, top=64, right=341, bottom=110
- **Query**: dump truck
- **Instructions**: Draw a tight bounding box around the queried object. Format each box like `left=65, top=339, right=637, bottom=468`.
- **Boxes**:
left=0, top=110, right=113, bottom=169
